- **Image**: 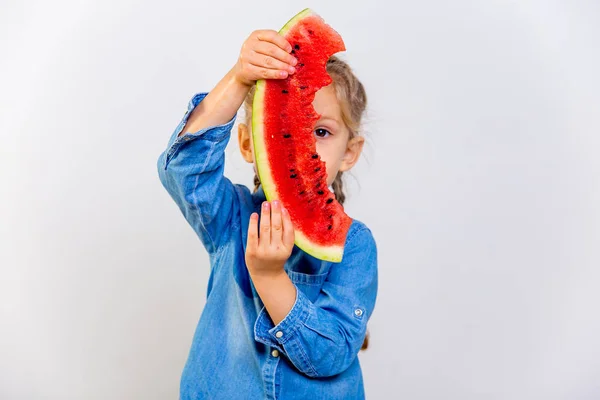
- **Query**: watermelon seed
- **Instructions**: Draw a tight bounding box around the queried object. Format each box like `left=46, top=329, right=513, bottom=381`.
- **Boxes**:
left=283, top=133, right=291, bottom=138
left=282, top=90, right=288, bottom=94
left=314, top=167, right=321, bottom=172
left=300, top=85, right=307, bottom=90
left=308, top=29, right=314, bottom=35
left=289, top=168, right=295, bottom=172
left=299, top=190, right=305, bottom=195
left=298, top=63, right=304, bottom=67
left=311, top=154, right=319, bottom=159
left=329, top=214, right=333, bottom=218
left=326, top=198, right=333, bottom=204
left=290, top=174, right=297, bottom=179
left=291, top=50, right=295, bottom=54
left=317, top=190, right=324, bottom=195
left=294, top=44, right=300, bottom=50
left=327, top=225, right=332, bottom=230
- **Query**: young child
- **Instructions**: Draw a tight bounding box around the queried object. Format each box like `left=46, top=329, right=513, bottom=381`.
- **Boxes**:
left=157, top=29, right=378, bottom=400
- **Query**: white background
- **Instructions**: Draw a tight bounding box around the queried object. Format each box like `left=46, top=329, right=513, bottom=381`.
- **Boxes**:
left=1, top=0, right=599, bottom=399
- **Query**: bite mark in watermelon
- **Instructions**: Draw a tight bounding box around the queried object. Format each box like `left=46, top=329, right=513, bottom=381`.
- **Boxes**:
left=252, top=9, right=352, bottom=262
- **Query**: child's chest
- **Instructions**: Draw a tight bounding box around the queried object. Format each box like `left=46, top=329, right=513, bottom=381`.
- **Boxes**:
left=284, top=247, right=332, bottom=302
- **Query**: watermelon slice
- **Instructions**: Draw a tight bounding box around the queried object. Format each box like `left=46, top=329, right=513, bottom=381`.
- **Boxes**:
left=252, top=9, right=352, bottom=262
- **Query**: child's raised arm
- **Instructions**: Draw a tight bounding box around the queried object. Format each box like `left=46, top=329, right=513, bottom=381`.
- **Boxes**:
left=179, top=30, right=297, bottom=136
left=157, top=30, right=296, bottom=255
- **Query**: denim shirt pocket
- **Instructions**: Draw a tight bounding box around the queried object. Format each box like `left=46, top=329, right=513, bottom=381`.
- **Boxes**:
left=286, top=270, right=327, bottom=302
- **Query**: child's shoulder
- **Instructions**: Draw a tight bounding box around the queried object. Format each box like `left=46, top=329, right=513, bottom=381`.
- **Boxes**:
left=347, top=218, right=377, bottom=251
left=331, top=219, right=378, bottom=281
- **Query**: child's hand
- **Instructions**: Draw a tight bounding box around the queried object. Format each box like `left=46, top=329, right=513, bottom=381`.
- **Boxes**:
left=234, top=30, right=298, bottom=87
left=245, top=200, right=295, bottom=278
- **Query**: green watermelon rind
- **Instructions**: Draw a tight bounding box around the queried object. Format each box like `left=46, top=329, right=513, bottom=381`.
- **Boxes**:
left=252, top=8, right=344, bottom=263
left=279, top=8, right=314, bottom=36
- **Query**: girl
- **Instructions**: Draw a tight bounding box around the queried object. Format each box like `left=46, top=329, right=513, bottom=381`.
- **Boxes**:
left=157, top=29, right=378, bottom=400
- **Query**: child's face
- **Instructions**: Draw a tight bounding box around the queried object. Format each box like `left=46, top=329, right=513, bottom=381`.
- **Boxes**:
left=238, top=84, right=364, bottom=187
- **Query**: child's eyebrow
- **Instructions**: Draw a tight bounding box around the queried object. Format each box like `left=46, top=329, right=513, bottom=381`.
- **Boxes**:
left=318, top=116, right=340, bottom=126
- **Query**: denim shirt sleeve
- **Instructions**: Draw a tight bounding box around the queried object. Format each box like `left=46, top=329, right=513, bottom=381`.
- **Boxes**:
left=157, top=92, right=236, bottom=254
left=254, top=225, right=378, bottom=378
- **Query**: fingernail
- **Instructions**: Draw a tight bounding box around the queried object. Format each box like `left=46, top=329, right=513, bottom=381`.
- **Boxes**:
left=291, top=57, right=298, bottom=66
left=263, top=201, right=269, bottom=209
left=272, top=200, right=280, bottom=208
left=282, top=207, right=288, bottom=215
left=280, top=71, right=288, bottom=78
left=288, top=66, right=296, bottom=74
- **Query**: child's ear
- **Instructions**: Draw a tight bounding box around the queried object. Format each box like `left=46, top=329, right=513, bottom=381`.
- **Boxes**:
left=238, top=123, right=254, bottom=164
left=339, top=136, right=365, bottom=173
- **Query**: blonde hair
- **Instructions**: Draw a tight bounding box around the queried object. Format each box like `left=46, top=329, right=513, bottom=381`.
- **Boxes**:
left=243, top=55, right=370, bottom=350
left=244, top=55, right=367, bottom=206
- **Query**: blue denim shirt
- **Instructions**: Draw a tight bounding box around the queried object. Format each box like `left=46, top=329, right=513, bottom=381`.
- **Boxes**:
left=157, top=93, right=378, bottom=400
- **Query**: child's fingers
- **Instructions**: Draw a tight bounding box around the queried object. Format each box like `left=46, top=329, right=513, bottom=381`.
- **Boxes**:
left=249, top=52, right=295, bottom=75
left=270, top=201, right=283, bottom=246
left=247, top=64, right=288, bottom=80
left=255, top=30, right=292, bottom=53
left=259, top=202, right=271, bottom=245
left=253, top=41, right=297, bottom=68
left=246, top=212, right=259, bottom=251
left=282, top=207, right=295, bottom=248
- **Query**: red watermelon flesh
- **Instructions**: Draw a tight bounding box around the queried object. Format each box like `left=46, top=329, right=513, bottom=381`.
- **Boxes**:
left=252, top=9, right=352, bottom=262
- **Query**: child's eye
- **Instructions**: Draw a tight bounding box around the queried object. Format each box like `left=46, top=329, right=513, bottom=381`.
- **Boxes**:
left=314, top=128, right=331, bottom=138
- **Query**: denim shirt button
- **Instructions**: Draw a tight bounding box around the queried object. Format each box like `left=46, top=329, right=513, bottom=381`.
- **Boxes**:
left=271, top=349, right=280, bottom=357
left=275, top=331, right=283, bottom=338
left=354, top=308, right=363, bottom=317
